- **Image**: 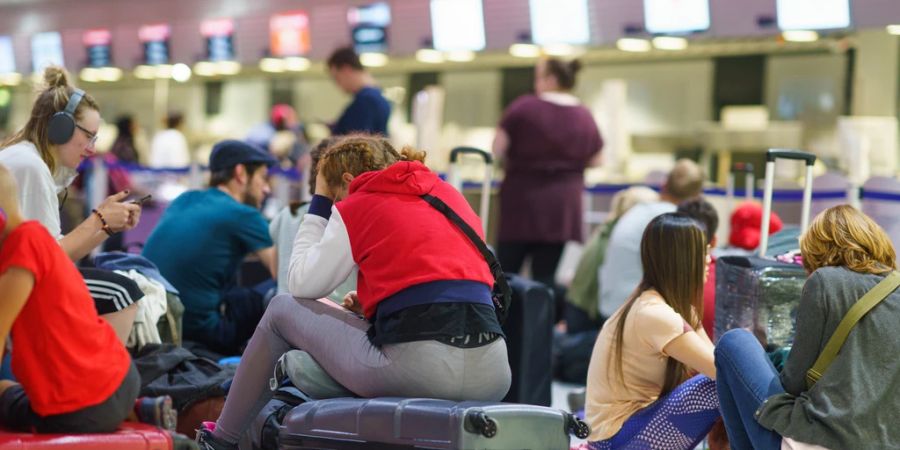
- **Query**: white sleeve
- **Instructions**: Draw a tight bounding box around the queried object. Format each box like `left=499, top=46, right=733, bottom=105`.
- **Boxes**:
left=12, top=158, right=62, bottom=238
left=287, top=206, right=356, bottom=299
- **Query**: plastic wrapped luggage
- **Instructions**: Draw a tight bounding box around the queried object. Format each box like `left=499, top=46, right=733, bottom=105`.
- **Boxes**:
left=714, top=149, right=815, bottom=346
left=278, top=397, right=589, bottom=450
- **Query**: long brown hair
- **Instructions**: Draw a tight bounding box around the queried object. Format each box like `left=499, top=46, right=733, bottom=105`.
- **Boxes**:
left=800, top=205, right=897, bottom=275
left=317, top=134, right=425, bottom=188
left=1, top=66, right=99, bottom=174
left=609, top=212, right=707, bottom=397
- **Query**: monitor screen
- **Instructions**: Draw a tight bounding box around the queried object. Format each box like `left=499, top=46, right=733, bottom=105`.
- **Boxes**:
left=529, top=0, right=590, bottom=45
left=643, top=0, right=710, bottom=34
left=83, top=29, right=112, bottom=68
left=139, top=24, right=171, bottom=65
left=777, top=0, right=851, bottom=30
left=348, top=2, right=391, bottom=53
left=31, top=32, right=64, bottom=74
left=270, top=11, right=311, bottom=57
left=430, top=0, right=486, bottom=52
left=201, top=18, right=235, bottom=61
left=0, top=36, right=14, bottom=74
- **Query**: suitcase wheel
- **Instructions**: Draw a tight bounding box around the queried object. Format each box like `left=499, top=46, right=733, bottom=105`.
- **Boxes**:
left=464, top=410, right=498, bottom=438
left=566, top=413, right=591, bottom=439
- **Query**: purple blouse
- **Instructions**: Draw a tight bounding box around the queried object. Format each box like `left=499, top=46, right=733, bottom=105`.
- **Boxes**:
left=498, top=94, right=602, bottom=243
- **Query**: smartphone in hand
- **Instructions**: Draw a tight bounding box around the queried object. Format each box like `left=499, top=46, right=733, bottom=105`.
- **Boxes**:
left=130, top=194, right=152, bottom=206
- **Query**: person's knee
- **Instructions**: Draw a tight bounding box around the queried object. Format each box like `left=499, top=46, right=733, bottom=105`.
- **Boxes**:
left=715, top=328, right=756, bottom=362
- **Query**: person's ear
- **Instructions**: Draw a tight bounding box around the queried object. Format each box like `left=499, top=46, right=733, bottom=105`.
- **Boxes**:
left=710, top=235, right=718, bottom=249
left=342, top=172, right=355, bottom=185
left=234, top=164, right=248, bottom=184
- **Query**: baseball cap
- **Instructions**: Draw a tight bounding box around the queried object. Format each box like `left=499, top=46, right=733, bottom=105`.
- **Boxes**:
left=209, top=140, right=277, bottom=172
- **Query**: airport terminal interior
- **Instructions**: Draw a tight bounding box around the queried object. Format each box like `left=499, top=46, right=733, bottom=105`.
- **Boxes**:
left=0, top=0, right=898, bottom=449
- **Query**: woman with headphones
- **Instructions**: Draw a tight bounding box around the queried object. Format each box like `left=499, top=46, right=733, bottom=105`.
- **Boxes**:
left=0, top=67, right=143, bottom=342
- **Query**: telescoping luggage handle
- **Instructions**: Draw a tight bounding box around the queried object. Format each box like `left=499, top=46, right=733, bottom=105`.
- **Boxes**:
left=448, top=147, right=494, bottom=235
left=759, top=149, right=817, bottom=258
left=727, top=162, right=755, bottom=209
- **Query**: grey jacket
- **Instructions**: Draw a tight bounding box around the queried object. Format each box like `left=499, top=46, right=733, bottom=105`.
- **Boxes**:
left=757, top=266, right=900, bottom=449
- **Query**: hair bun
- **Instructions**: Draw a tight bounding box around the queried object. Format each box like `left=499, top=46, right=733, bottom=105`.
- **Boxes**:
left=43, top=66, right=69, bottom=89
left=569, top=59, right=583, bottom=75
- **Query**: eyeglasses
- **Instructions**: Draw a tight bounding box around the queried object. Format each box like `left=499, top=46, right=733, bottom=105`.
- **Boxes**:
left=74, top=123, right=98, bottom=147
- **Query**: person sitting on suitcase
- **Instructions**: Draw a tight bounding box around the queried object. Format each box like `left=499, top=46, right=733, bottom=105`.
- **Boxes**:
left=196, top=134, right=511, bottom=449
left=584, top=212, right=720, bottom=450
left=0, top=164, right=141, bottom=433
left=716, top=205, right=900, bottom=450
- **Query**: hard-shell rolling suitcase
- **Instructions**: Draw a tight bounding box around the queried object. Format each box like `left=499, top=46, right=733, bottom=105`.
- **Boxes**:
left=715, top=149, right=816, bottom=347
left=278, top=397, right=589, bottom=450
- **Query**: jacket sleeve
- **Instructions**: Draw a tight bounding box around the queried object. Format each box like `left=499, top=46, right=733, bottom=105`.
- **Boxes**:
left=780, top=270, right=829, bottom=395
left=287, top=204, right=356, bottom=299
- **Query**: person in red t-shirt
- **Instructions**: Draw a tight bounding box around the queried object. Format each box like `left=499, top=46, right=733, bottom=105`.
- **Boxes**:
left=0, top=164, right=139, bottom=433
left=676, top=198, right=720, bottom=338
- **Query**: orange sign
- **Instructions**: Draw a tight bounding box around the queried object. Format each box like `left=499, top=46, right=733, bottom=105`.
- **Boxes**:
left=270, top=11, right=310, bottom=57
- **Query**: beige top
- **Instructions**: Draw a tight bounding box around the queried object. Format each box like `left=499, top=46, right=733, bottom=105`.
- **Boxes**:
left=585, top=290, right=691, bottom=441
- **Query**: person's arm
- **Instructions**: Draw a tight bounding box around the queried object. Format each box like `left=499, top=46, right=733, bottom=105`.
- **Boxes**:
left=0, top=268, right=34, bottom=362
left=491, top=127, right=510, bottom=166
left=779, top=271, right=829, bottom=395
left=59, top=191, right=142, bottom=260
left=664, top=330, right=716, bottom=380
left=255, top=246, right=277, bottom=279
left=287, top=195, right=355, bottom=299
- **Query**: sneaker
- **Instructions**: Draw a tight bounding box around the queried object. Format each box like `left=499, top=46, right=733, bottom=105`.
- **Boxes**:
left=134, top=395, right=177, bottom=431
left=196, top=422, right=237, bottom=450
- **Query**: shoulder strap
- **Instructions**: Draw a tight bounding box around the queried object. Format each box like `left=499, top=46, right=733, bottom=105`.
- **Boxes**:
left=420, top=193, right=510, bottom=323
left=806, top=271, right=900, bottom=389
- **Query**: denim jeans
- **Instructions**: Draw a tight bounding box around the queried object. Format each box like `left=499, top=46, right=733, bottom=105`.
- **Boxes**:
left=715, top=329, right=784, bottom=450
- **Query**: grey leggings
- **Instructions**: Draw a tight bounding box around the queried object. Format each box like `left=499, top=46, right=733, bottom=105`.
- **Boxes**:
left=214, top=294, right=512, bottom=443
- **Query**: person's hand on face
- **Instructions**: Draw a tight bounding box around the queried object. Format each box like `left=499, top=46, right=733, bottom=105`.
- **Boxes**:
left=97, top=190, right=142, bottom=232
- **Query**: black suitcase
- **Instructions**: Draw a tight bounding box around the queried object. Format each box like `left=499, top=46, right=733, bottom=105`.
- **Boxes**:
left=502, top=274, right=554, bottom=406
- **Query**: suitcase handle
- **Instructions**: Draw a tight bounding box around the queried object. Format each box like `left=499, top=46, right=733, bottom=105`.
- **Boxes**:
left=450, top=146, right=493, bottom=164
left=766, top=149, right=816, bottom=165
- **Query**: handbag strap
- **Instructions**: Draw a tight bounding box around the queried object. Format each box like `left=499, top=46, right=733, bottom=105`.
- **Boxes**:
left=806, top=271, right=900, bottom=389
left=420, top=193, right=510, bottom=323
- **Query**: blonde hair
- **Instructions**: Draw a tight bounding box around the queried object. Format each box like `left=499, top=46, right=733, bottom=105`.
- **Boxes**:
left=608, top=186, right=659, bottom=222
left=318, top=134, right=426, bottom=188
left=800, top=205, right=896, bottom=275
left=665, top=159, right=704, bottom=202
left=0, top=67, right=99, bottom=174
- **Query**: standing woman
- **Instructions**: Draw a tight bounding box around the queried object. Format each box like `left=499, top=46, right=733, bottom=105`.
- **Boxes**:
left=493, top=57, right=602, bottom=316
left=0, top=67, right=142, bottom=341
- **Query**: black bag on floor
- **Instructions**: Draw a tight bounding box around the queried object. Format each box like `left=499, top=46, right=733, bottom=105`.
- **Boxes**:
left=132, top=344, right=235, bottom=411
left=502, top=274, right=554, bottom=406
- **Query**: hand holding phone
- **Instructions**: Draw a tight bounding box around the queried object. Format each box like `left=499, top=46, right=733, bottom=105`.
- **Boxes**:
left=130, top=194, right=152, bottom=206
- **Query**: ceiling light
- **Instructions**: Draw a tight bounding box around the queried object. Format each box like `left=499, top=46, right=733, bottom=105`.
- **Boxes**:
left=652, top=36, right=688, bottom=50
left=98, top=67, right=123, bottom=82
left=360, top=52, right=389, bottom=67
left=216, top=61, right=241, bottom=75
left=260, top=58, right=286, bottom=73
left=509, top=43, right=541, bottom=58
left=80, top=68, right=101, bottom=83
left=782, top=30, right=819, bottom=42
left=616, top=38, right=651, bottom=52
left=887, top=25, right=900, bottom=35
left=284, top=57, right=310, bottom=71
left=171, top=63, right=192, bottom=82
left=193, top=61, right=217, bottom=77
left=0, top=73, right=21, bottom=86
left=415, top=49, right=444, bottom=64
left=542, top=43, right=578, bottom=56
left=134, top=65, right=156, bottom=80
left=155, top=64, right=174, bottom=79
left=445, top=50, right=476, bottom=62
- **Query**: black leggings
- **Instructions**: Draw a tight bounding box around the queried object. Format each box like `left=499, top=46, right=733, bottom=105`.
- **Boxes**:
left=497, top=241, right=566, bottom=322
